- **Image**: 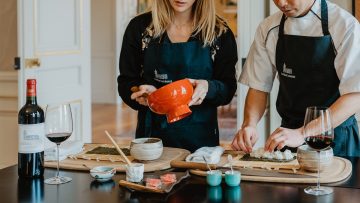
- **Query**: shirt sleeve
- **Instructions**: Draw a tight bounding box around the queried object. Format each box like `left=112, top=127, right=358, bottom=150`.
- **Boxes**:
left=117, top=16, right=148, bottom=111
left=205, top=28, right=238, bottom=106
left=239, top=25, right=277, bottom=93
left=334, top=19, right=360, bottom=95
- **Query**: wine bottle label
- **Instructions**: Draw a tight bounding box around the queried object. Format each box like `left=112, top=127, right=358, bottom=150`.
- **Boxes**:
left=18, top=123, right=45, bottom=153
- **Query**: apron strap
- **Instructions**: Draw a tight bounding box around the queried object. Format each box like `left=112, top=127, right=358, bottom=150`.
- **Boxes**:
left=276, top=14, right=286, bottom=73
left=320, top=0, right=330, bottom=36
left=278, top=15, right=286, bottom=38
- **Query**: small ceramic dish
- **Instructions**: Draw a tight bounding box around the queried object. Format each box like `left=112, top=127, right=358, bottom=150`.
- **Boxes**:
left=125, top=163, right=144, bottom=183
left=90, top=166, right=116, bottom=182
left=130, top=138, right=163, bottom=161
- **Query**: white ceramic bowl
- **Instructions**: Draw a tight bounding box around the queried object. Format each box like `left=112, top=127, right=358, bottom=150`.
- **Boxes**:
left=90, top=166, right=116, bottom=182
left=130, top=138, right=163, bottom=161
left=297, top=145, right=334, bottom=172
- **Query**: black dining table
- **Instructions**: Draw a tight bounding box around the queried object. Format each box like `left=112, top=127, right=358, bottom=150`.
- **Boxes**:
left=1, top=156, right=360, bottom=203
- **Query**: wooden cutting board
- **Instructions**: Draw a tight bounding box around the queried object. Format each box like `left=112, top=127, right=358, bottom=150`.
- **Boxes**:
left=45, top=144, right=190, bottom=172
left=190, top=156, right=352, bottom=184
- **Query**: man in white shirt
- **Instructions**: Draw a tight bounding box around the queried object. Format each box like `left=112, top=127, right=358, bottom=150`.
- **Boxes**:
left=232, top=0, right=360, bottom=157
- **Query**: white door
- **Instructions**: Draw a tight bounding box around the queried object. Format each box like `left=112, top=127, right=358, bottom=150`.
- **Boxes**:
left=18, top=0, right=91, bottom=143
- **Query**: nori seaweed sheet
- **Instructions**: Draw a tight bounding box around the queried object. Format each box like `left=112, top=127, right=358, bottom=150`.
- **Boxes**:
left=240, top=153, right=296, bottom=162
left=85, top=147, right=130, bottom=156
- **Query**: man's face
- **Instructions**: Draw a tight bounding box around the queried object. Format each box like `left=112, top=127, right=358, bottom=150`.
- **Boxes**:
left=273, top=0, right=314, bottom=17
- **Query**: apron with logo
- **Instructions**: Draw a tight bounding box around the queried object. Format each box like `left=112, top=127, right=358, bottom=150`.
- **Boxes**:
left=141, top=34, right=219, bottom=152
left=275, top=0, right=360, bottom=156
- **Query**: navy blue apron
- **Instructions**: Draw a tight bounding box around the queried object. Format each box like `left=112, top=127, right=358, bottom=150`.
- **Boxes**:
left=141, top=34, right=219, bottom=152
left=275, top=0, right=360, bottom=157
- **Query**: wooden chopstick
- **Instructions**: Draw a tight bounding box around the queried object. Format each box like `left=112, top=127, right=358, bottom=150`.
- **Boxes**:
left=104, top=130, right=132, bottom=165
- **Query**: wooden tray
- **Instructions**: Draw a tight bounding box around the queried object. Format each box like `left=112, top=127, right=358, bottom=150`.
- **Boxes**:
left=190, top=156, right=352, bottom=184
left=119, top=171, right=189, bottom=193
left=45, top=144, right=190, bottom=172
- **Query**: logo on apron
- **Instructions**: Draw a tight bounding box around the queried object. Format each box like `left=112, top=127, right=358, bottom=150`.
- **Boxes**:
left=281, top=64, right=296, bottom=78
left=154, top=70, right=172, bottom=84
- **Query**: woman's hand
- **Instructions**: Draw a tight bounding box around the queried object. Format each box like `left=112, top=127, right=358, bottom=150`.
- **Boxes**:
left=264, top=127, right=305, bottom=152
left=130, top=85, right=157, bottom=106
left=188, top=79, right=208, bottom=106
left=231, top=126, right=259, bottom=153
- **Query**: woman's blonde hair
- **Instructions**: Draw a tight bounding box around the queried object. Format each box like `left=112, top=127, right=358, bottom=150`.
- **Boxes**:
left=150, top=0, right=227, bottom=46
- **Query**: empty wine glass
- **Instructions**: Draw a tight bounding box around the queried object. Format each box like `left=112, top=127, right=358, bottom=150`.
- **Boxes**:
left=44, top=103, right=73, bottom=185
left=303, top=106, right=334, bottom=195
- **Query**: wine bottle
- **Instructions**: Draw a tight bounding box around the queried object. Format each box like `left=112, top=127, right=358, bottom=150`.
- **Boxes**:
left=17, top=177, right=44, bottom=202
left=18, top=79, right=45, bottom=178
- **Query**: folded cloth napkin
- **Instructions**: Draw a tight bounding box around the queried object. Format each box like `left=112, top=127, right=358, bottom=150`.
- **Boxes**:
left=185, top=146, right=224, bottom=164
left=45, top=140, right=84, bottom=161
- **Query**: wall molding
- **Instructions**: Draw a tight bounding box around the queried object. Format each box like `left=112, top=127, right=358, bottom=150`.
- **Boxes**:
left=0, top=71, right=17, bottom=81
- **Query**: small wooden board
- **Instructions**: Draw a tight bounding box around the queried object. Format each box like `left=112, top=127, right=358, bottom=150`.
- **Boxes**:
left=190, top=156, right=352, bottom=184
left=119, top=171, right=189, bottom=193
left=45, top=144, right=190, bottom=172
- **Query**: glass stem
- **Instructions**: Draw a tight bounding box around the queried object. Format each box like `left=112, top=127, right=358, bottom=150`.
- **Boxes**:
left=317, top=151, right=320, bottom=190
left=56, top=144, right=60, bottom=178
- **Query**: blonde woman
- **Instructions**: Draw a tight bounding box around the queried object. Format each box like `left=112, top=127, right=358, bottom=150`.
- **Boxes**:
left=118, top=0, right=237, bottom=152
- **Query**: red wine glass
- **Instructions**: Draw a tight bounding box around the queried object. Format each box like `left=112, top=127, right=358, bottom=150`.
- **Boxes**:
left=303, top=106, right=334, bottom=195
left=44, top=103, right=73, bottom=184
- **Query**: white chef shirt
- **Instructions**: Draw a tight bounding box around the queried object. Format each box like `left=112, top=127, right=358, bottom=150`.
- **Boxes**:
left=239, top=0, right=360, bottom=95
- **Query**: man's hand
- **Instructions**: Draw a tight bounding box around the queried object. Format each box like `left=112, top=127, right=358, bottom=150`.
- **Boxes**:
left=264, top=127, right=305, bottom=152
left=231, top=126, right=259, bottom=153
left=130, top=85, right=156, bottom=106
left=188, top=79, right=208, bottom=106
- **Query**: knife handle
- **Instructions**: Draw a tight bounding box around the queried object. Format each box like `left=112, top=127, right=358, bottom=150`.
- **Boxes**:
left=170, top=160, right=217, bottom=171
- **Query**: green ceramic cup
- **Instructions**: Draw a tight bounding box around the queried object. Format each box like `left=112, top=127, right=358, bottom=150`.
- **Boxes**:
left=224, top=170, right=241, bottom=187
left=206, top=170, right=222, bottom=186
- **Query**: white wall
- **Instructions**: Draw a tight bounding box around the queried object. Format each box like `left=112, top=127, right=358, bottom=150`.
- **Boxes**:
left=237, top=0, right=268, bottom=148
left=115, top=0, right=138, bottom=103
left=330, top=0, right=353, bottom=13
left=91, top=0, right=137, bottom=104
left=91, top=0, right=117, bottom=103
